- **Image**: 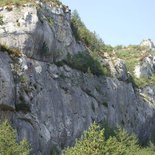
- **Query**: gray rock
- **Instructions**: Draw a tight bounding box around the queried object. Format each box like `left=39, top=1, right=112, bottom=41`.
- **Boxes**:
left=0, top=2, right=86, bottom=63
left=134, top=55, right=155, bottom=78
left=0, top=52, right=15, bottom=110
left=140, top=38, right=155, bottom=50
left=114, top=59, right=128, bottom=81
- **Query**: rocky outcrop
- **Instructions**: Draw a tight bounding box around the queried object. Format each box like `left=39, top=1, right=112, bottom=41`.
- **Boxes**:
left=113, top=59, right=128, bottom=81
left=0, top=1, right=155, bottom=155
left=134, top=55, right=155, bottom=78
left=100, top=53, right=128, bottom=81
left=140, top=38, right=155, bottom=50
left=0, top=2, right=85, bottom=62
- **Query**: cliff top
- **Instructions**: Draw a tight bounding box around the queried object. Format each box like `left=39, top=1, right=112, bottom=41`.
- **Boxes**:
left=0, top=0, right=63, bottom=7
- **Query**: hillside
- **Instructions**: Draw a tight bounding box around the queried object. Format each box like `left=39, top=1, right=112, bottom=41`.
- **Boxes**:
left=0, top=0, right=155, bottom=155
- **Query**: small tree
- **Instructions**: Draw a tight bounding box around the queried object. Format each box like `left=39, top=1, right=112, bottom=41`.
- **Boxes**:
left=63, top=123, right=105, bottom=155
left=0, top=120, right=30, bottom=155
left=63, top=123, right=155, bottom=155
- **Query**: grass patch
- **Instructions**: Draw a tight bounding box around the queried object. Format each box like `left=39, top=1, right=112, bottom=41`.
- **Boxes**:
left=130, top=74, right=155, bottom=88
left=115, top=46, right=152, bottom=74
left=116, top=49, right=141, bottom=73
left=114, top=45, right=155, bottom=88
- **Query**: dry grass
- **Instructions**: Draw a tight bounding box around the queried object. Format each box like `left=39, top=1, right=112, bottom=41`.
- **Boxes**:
left=0, top=44, right=22, bottom=57
left=0, top=0, right=62, bottom=6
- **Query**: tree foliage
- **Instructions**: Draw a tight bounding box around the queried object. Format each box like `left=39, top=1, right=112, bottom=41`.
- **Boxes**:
left=71, top=10, right=113, bottom=53
left=0, top=120, right=30, bottom=155
left=64, top=53, right=110, bottom=76
left=63, top=123, right=155, bottom=155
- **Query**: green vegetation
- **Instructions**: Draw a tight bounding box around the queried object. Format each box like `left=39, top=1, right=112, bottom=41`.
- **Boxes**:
left=0, top=120, right=30, bottom=155
left=69, top=10, right=114, bottom=76
left=113, top=45, right=155, bottom=88
left=63, top=123, right=155, bottom=155
left=131, top=74, right=155, bottom=88
left=71, top=10, right=113, bottom=53
left=47, top=17, right=54, bottom=27
left=57, top=53, right=110, bottom=76
left=115, top=45, right=150, bottom=74
left=50, top=145, right=61, bottom=155
left=71, top=11, right=155, bottom=87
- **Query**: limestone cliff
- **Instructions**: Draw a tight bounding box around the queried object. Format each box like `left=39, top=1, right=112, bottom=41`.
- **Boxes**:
left=0, top=1, right=155, bottom=155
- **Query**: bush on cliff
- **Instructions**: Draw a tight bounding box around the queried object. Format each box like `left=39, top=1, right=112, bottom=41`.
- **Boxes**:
left=0, top=120, right=30, bottom=155
left=71, top=10, right=113, bottom=53
left=64, top=53, right=110, bottom=76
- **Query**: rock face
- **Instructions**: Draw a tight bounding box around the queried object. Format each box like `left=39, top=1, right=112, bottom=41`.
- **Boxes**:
left=140, top=38, right=155, bottom=50
left=0, top=52, right=15, bottom=110
left=1, top=51, right=155, bottom=154
left=134, top=55, right=155, bottom=78
left=113, top=59, right=128, bottom=81
left=0, top=2, right=155, bottom=155
left=0, top=2, right=85, bottom=62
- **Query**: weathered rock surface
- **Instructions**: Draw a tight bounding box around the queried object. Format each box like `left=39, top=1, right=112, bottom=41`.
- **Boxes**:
left=0, top=52, right=15, bottom=110
left=134, top=55, right=155, bottom=78
left=0, top=2, right=155, bottom=155
left=114, top=59, right=128, bottom=81
left=0, top=2, right=85, bottom=62
left=140, top=38, right=155, bottom=50
left=0, top=50, right=155, bottom=154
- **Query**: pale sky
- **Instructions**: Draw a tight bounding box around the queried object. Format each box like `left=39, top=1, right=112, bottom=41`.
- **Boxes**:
left=61, top=0, right=155, bottom=46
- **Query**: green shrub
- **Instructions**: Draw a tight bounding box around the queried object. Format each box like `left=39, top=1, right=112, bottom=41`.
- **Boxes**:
left=0, top=120, right=30, bottom=155
left=71, top=10, right=113, bottom=53
left=63, top=123, right=105, bottom=155
left=63, top=53, right=110, bottom=76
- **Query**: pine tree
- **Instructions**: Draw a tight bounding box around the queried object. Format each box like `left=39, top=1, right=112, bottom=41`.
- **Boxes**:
left=0, top=120, right=30, bottom=155
left=63, top=123, right=155, bottom=155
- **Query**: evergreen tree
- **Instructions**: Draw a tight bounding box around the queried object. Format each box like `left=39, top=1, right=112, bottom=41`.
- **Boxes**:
left=63, top=123, right=155, bottom=155
left=0, top=120, right=30, bottom=155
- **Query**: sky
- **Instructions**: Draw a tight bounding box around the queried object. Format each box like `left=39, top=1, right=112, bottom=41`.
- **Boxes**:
left=61, top=0, right=155, bottom=46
